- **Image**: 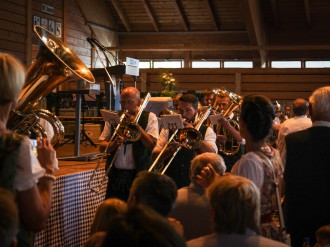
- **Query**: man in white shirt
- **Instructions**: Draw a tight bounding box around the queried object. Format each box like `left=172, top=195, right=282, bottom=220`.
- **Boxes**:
left=99, top=87, right=159, bottom=201
left=276, top=98, right=312, bottom=164
left=152, top=94, right=217, bottom=188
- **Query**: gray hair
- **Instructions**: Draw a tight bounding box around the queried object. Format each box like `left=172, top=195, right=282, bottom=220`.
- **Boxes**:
left=309, top=86, right=330, bottom=121
left=207, top=175, right=260, bottom=234
left=190, top=152, right=226, bottom=181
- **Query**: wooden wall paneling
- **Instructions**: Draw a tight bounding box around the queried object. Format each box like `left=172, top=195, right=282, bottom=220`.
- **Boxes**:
left=26, top=0, right=32, bottom=67
left=0, top=0, right=27, bottom=61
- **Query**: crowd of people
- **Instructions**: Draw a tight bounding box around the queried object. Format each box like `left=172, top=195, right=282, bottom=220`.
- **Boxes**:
left=0, top=52, right=329, bottom=247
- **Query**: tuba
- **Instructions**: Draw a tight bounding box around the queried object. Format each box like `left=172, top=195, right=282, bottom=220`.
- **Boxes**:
left=214, top=88, right=242, bottom=156
left=8, top=25, right=95, bottom=148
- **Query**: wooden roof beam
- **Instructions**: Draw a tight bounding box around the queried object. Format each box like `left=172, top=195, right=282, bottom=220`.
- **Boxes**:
left=205, top=0, right=219, bottom=31
left=270, top=0, right=280, bottom=27
left=304, top=0, right=312, bottom=26
left=106, top=44, right=330, bottom=51
left=240, top=0, right=268, bottom=67
left=172, top=0, right=189, bottom=31
left=111, top=0, right=132, bottom=32
left=141, top=0, right=160, bottom=31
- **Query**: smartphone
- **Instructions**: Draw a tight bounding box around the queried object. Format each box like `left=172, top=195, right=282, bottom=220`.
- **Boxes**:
left=30, top=139, right=38, bottom=156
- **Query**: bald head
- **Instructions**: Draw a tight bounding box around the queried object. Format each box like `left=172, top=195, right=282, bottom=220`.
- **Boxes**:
left=292, top=98, right=309, bottom=116
left=121, top=87, right=140, bottom=100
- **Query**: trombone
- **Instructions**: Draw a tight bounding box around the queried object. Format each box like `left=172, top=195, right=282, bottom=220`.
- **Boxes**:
left=149, top=106, right=212, bottom=174
left=88, top=93, right=151, bottom=193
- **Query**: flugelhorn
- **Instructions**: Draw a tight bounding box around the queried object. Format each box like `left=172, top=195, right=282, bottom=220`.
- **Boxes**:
left=214, top=88, right=242, bottom=156
left=149, top=106, right=212, bottom=174
left=88, top=93, right=151, bottom=193
left=8, top=25, right=95, bottom=148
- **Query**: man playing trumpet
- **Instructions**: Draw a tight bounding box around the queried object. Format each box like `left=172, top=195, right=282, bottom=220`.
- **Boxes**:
left=152, top=94, right=217, bottom=189
left=99, top=87, right=159, bottom=201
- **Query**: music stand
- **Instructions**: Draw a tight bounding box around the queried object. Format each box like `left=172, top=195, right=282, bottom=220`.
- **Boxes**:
left=58, top=80, right=100, bottom=161
left=80, top=95, right=97, bottom=147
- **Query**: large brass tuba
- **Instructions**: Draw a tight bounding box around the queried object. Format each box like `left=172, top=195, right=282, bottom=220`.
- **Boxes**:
left=214, top=88, right=242, bottom=156
left=8, top=25, right=95, bottom=148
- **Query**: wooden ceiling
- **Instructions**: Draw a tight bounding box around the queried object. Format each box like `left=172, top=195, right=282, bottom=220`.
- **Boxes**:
left=76, top=0, right=330, bottom=64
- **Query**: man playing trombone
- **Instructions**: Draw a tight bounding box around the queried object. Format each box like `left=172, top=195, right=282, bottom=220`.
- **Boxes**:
left=151, top=94, right=217, bottom=189
left=99, top=87, right=159, bottom=201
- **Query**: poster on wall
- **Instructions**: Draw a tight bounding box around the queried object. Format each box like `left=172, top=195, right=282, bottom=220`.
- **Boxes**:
left=41, top=18, right=48, bottom=29
left=48, top=20, right=55, bottom=34
left=33, top=16, right=40, bottom=26
left=55, top=22, right=62, bottom=38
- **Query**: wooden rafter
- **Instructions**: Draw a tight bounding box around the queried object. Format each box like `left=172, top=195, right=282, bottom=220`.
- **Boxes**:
left=172, top=0, right=189, bottom=31
left=240, top=0, right=267, bottom=66
left=205, top=0, right=218, bottom=30
left=141, top=0, right=159, bottom=31
left=270, top=0, right=280, bottom=27
left=111, top=0, right=131, bottom=32
left=106, top=44, right=330, bottom=51
left=304, top=0, right=312, bottom=26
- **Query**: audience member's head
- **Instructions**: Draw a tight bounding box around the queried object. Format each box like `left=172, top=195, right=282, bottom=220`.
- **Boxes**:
left=0, top=53, right=25, bottom=105
left=90, top=198, right=127, bottom=235
left=240, top=95, right=275, bottom=142
left=190, top=152, right=226, bottom=186
left=128, top=171, right=178, bottom=217
left=102, top=205, right=186, bottom=247
left=309, top=86, right=330, bottom=122
left=292, top=98, right=309, bottom=116
left=0, top=188, right=19, bottom=247
left=314, top=225, right=330, bottom=247
left=207, top=175, right=260, bottom=235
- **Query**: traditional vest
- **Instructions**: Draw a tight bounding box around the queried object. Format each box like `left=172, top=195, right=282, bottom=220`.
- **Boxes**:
left=165, top=123, right=208, bottom=189
left=107, top=110, right=151, bottom=171
left=0, top=132, right=32, bottom=247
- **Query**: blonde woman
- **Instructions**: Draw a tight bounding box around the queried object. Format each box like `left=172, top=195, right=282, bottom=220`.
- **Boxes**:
left=0, top=53, right=57, bottom=246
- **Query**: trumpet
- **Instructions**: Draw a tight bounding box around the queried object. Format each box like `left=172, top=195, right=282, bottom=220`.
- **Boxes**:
left=149, top=106, right=212, bottom=174
left=88, top=93, right=151, bottom=193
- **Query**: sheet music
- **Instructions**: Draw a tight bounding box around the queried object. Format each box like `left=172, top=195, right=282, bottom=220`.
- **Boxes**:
left=161, top=114, right=184, bottom=130
left=209, top=114, right=224, bottom=125
left=100, top=109, right=120, bottom=124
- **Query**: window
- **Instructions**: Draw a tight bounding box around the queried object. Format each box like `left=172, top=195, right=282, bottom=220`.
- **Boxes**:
left=153, top=60, right=182, bottom=68
left=271, top=61, right=301, bottom=68
left=224, top=61, right=253, bottom=68
left=305, top=61, right=330, bottom=68
left=139, top=61, right=151, bottom=69
left=192, top=61, right=220, bottom=68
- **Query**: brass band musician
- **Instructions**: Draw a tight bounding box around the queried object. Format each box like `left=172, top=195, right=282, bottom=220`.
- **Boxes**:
left=99, top=87, right=159, bottom=201
left=213, top=92, right=245, bottom=171
left=152, top=94, right=217, bottom=188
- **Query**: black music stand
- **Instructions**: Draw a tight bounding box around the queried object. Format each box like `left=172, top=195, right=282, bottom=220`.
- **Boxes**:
left=80, top=95, right=97, bottom=147
left=58, top=80, right=100, bottom=161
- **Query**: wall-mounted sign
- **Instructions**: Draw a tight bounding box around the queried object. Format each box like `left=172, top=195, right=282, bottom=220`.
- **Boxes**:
left=48, top=20, right=55, bottom=34
left=42, top=4, right=54, bottom=15
left=55, top=22, right=62, bottom=38
left=125, top=57, right=139, bottom=76
left=33, top=16, right=40, bottom=26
